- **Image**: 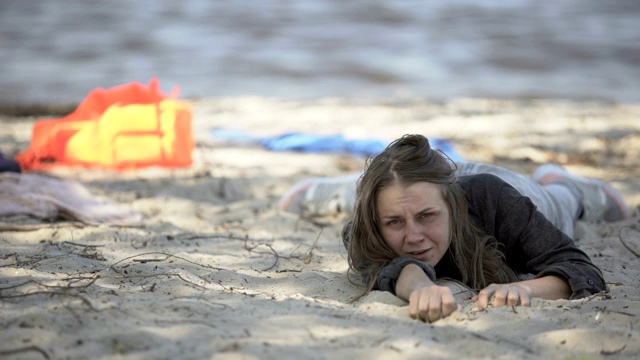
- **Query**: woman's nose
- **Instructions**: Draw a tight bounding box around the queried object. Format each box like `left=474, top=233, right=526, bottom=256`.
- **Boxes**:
left=404, top=221, right=423, bottom=243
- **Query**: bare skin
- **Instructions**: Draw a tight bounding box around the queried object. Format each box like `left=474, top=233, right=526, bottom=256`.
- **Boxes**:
left=396, top=263, right=572, bottom=322
left=376, top=182, right=451, bottom=267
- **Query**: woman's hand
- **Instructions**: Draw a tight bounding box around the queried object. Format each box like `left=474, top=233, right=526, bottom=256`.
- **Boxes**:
left=472, top=283, right=532, bottom=309
left=395, top=263, right=460, bottom=322
left=409, top=284, right=458, bottom=322
left=472, top=276, right=571, bottom=309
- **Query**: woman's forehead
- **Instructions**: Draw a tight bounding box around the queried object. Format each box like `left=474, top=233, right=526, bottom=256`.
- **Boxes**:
left=376, top=181, right=445, bottom=208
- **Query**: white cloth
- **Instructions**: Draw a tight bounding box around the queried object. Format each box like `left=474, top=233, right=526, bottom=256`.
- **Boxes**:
left=0, top=172, right=143, bottom=226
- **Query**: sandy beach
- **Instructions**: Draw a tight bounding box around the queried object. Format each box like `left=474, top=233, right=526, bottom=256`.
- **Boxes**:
left=1, top=96, right=639, bottom=359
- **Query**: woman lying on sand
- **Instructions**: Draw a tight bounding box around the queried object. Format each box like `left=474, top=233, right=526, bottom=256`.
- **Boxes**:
left=280, top=134, right=630, bottom=322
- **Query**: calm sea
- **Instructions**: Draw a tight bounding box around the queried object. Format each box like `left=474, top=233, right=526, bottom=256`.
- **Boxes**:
left=1, top=0, right=639, bottom=104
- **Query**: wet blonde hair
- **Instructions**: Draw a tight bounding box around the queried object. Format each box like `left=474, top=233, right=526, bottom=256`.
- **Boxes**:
left=344, top=134, right=517, bottom=296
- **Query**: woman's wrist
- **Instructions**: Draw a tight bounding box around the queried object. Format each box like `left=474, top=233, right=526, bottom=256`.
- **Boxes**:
left=395, top=263, right=436, bottom=301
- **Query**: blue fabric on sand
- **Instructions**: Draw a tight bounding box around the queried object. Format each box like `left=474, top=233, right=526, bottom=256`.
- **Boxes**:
left=210, top=128, right=464, bottom=162
left=0, top=151, right=21, bottom=173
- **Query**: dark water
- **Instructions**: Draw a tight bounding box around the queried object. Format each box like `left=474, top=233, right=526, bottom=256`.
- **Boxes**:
left=1, top=0, right=639, bottom=105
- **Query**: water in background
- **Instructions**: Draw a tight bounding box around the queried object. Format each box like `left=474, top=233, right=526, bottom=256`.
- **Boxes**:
left=1, top=0, right=639, bottom=105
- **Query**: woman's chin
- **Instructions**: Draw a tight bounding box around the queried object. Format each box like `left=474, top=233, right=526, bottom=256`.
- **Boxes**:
left=406, top=250, right=432, bottom=263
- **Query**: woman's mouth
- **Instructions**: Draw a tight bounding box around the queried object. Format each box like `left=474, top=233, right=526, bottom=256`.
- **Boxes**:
left=408, top=249, right=430, bottom=258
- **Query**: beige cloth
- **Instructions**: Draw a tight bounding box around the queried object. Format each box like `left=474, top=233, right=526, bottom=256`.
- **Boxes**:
left=0, top=172, right=143, bottom=226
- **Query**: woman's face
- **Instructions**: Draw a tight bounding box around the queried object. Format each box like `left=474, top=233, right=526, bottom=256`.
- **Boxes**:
left=376, top=181, right=451, bottom=266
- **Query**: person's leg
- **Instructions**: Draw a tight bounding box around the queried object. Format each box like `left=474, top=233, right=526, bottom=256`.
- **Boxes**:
left=278, top=162, right=631, bottom=235
left=456, top=162, right=578, bottom=237
left=278, top=173, right=360, bottom=217
left=457, top=162, right=631, bottom=238
left=531, top=163, right=631, bottom=222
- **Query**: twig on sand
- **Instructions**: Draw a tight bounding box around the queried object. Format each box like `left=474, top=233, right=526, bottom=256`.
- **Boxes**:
left=0, top=290, right=99, bottom=311
left=0, top=275, right=99, bottom=291
left=107, top=251, right=225, bottom=273
left=62, top=240, right=104, bottom=248
left=601, top=344, right=627, bottom=355
left=262, top=244, right=280, bottom=271
left=618, top=224, right=640, bottom=258
left=60, top=241, right=106, bottom=261
left=0, top=276, right=101, bottom=311
left=585, top=291, right=611, bottom=301
left=288, top=228, right=324, bottom=264
left=244, top=239, right=280, bottom=271
left=0, top=345, right=51, bottom=359
left=242, top=228, right=323, bottom=271
left=303, top=228, right=323, bottom=264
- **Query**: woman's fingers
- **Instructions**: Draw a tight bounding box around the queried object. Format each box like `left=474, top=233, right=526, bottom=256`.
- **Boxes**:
left=408, top=290, right=423, bottom=319
left=409, top=285, right=457, bottom=322
left=441, top=293, right=458, bottom=316
left=475, top=286, right=495, bottom=309
left=475, top=284, right=532, bottom=308
left=506, top=289, right=521, bottom=307
left=491, top=287, right=510, bottom=307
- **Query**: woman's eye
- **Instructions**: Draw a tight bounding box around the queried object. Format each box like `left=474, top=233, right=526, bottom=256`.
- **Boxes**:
left=419, top=212, right=435, bottom=220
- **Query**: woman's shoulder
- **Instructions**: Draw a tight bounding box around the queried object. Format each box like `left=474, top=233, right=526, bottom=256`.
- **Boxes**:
left=459, top=171, right=538, bottom=240
left=458, top=172, right=527, bottom=212
left=458, top=172, right=510, bottom=193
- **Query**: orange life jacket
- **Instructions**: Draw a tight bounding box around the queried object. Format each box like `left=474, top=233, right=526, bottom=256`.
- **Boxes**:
left=15, top=78, right=193, bottom=171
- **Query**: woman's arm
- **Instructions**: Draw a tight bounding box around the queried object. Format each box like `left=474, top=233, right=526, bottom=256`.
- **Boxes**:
left=397, top=265, right=571, bottom=320
left=466, top=174, right=606, bottom=298
left=473, top=275, right=571, bottom=308
left=395, top=263, right=459, bottom=322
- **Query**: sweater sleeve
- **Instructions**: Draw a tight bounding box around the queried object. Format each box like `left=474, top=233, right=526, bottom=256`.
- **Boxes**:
left=465, top=174, right=606, bottom=299
left=373, top=257, right=438, bottom=294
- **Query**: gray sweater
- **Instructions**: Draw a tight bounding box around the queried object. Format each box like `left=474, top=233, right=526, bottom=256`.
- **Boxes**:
left=365, top=173, right=606, bottom=299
